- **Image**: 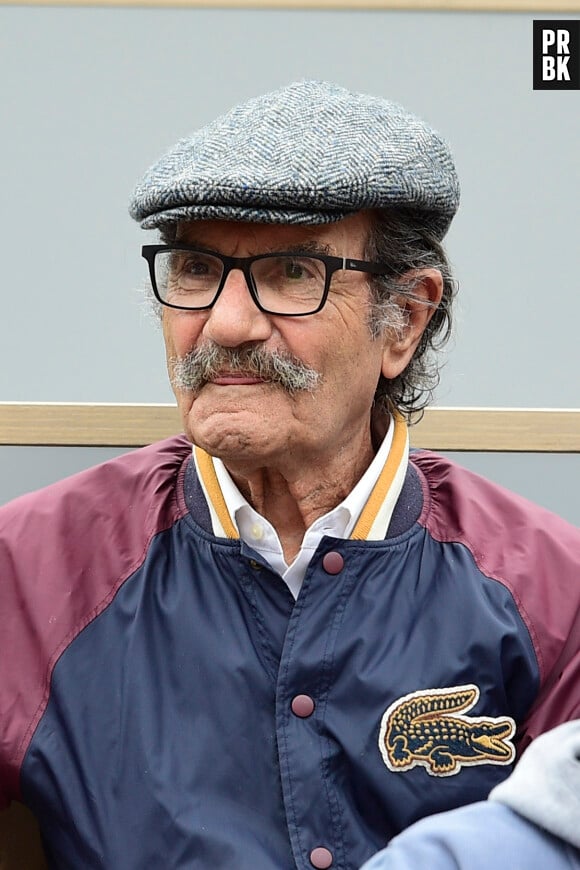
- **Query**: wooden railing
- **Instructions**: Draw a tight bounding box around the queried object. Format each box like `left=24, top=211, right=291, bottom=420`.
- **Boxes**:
left=0, top=403, right=579, bottom=451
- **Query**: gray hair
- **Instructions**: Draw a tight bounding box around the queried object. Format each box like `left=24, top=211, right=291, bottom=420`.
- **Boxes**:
left=365, top=209, right=456, bottom=421
left=169, top=343, right=321, bottom=395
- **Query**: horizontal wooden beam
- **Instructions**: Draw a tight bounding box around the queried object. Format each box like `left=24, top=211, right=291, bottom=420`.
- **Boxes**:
left=0, top=403, right=578, bottom=452
left=2, top=0, right=580, bottom=10
left=0, top=403, right=180, bottom=449
left=414, top=407, right=580, bottom=453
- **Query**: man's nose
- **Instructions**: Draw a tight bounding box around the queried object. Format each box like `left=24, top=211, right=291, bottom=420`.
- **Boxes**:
left=201, top=268, right=273, bottom=347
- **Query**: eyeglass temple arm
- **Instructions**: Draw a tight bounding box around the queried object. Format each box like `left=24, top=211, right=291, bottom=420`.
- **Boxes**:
left=343, top=258, right=440, bottom=308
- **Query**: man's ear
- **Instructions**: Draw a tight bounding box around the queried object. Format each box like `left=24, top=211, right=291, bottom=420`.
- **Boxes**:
left=381, top=268, right=444, bottom=380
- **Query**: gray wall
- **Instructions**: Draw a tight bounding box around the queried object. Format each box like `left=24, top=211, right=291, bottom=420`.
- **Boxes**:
left=1, top=5, right=578, bottom=522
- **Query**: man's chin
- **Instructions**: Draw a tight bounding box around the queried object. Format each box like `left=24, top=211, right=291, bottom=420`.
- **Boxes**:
left=174, top=382, right=272, bottom=429
left=192, top=429, right=279, bottom=466
left=183, top=399, right=282, bottom=454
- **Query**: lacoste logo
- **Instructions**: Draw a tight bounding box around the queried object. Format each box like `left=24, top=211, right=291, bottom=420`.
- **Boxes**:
left=379, top=684, right=516, bottom=777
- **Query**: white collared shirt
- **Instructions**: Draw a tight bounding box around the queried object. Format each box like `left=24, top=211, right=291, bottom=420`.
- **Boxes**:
left=193, top=414, right=409, bottom=600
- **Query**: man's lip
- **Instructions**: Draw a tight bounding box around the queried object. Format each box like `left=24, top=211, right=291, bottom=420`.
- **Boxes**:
left=210, top=374, right=267, bottom=386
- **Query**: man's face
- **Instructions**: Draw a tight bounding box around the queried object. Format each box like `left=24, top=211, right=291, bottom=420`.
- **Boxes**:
left=161, top=214, right=416, bottom=471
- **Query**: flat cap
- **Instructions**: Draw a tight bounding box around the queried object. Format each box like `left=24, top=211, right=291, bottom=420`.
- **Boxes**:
left=129, top=80, right=459, bottom=239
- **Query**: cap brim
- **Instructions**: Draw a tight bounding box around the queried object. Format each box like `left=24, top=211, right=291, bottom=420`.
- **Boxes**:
left=139, top=203, right=356, bottom=230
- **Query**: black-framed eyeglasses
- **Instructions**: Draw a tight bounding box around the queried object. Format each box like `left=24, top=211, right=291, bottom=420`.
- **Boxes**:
left=141, top=244, right=396, bottom=316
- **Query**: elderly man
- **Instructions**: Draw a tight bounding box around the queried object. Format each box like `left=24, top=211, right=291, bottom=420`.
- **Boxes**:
left=1, top=81, right=579, bottom=870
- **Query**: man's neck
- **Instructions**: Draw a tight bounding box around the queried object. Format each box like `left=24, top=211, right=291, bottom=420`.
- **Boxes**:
left=224, top=430, right=377, bottom=565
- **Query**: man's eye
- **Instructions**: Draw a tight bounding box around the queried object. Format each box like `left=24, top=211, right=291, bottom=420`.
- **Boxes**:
left=182, top=257, right=210, bottom=276
left=280, top=257, right=322, bottom=282
left=168, top=253, right=222, bottom=283
left=284, top=260, right=307, bottom=280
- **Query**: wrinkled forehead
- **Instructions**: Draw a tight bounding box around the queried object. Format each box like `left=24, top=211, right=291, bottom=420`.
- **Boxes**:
left=170, top=213, right=375, bottom=258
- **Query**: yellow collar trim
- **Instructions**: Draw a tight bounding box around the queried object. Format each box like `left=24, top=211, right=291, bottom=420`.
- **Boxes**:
left=350, top=412, right=408, bottom=541
left=194, top=445, right=239, bottom=539
left=195, top=411, right=407, bottom=543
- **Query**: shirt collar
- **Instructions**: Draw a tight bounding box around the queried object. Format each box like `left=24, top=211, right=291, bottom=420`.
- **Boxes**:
left=193, top=413, right=409, bottom=543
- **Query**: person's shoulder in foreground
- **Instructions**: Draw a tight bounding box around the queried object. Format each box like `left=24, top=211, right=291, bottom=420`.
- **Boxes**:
left=360, top=719, right=580, bottom=870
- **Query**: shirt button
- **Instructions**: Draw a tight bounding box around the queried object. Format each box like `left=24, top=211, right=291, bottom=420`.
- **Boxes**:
left=322, top=551, right=344, bottom=575
left=310, top=847, right=333, bottom=868
left=250, top=523, right=264, bottom=540
left=291, top=694, right=315, bottom=718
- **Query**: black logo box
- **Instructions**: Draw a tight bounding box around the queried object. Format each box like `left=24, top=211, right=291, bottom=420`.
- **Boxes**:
left=533, top=20, right=580, bottom=90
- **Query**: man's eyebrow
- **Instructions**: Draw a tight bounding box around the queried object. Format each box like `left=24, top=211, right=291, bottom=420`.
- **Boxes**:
left=282, top=242, right=333, bottom=256
left=172, top=238, right=333, bottom=257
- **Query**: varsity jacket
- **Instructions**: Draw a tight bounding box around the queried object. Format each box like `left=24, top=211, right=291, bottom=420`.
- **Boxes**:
left=1, top=436, right=579, bottom=870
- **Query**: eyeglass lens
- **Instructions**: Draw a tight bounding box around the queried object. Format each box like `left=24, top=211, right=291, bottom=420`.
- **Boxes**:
left=154, top=250, right=326, bottom=314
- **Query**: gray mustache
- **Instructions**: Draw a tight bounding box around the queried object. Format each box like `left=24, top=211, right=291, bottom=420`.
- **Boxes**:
left=169, top=343, right=321, bottom=395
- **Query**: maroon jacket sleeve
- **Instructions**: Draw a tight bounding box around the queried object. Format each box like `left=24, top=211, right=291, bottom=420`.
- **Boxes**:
left=414, top=450, right=580, bottom=748
left=0, top=437, right=190, bottom=808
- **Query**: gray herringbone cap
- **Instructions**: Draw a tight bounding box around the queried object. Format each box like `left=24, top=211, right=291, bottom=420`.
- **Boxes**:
left=129, top=80, right=460, bottom=239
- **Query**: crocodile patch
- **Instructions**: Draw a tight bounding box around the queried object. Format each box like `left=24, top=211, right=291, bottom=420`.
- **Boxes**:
left=379, top=684, right=516, bottom=777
